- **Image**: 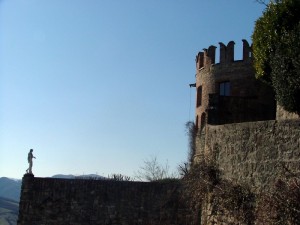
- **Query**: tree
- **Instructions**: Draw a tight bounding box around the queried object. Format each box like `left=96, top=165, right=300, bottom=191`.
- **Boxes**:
left=252, top=0, right=300, bottom=114
left=177, top=121, right=197, bottom=177
left=271, top=24, right=300, bottom=113
left=134, top=156, right=178, bottom=181
left=255, top=0, right=269, bottom=6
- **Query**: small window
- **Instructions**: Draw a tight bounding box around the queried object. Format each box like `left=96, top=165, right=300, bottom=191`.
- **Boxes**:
left=197, top=86, right=202, bottom=107
left=195, top=115, right=199, bottom=129
left=219, top=81, right=230, bottom=96
left=200, top=113, right=206, bottom=130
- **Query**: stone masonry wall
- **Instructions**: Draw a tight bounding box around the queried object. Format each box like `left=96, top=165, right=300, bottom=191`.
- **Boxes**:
left=17, top=175, right=189, bottom=225
left=202, top=119, right=300, bottom=191
left=194, top=119, right=300, bottom=224
left=277, top=104, right=300, bottom=120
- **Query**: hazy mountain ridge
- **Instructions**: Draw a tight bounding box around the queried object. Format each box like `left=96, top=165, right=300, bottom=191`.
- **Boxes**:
left=0, top=178, right=22, bottom=225
left=52, top=174, right=106, bottom=179
left=0, top=177, right=21, bottom=202
left=0, top=197, right=19, bottom=225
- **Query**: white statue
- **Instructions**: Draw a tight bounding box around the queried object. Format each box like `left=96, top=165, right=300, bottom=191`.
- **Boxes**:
left=26, top=149, right=36, bottom=174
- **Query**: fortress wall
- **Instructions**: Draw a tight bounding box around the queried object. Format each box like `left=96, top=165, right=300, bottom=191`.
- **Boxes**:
left=17, top=176, right=189, bottom=225
left=202, top=119, right=300, bottom=191
left=17, top=119, right=300, bottom=225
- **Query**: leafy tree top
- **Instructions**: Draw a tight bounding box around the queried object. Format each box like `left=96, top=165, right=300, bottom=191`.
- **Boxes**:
left=252, top=0, right=300, bottom=81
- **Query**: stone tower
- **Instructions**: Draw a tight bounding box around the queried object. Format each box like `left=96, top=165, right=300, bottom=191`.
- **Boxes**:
left=193, top=40, right=275, bottom=160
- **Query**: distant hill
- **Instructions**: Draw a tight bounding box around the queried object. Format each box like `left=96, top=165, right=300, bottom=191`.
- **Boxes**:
left=0, top=197, right=19, bottom=225
left=51, top=174, right=77, bottom=179
left=0, top=177, right=21, bottom=202
left=52, top=174, right=106, bottom=179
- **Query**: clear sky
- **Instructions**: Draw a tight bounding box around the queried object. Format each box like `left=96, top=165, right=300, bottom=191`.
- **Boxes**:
left=0, top=0, right=268, bottom=179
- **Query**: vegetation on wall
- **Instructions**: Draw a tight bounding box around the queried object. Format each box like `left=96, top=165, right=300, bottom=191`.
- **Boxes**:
left=252, top=0, right=300, bottom=114
left=185, top=121, right=197, bottom=166
left=178, top=121, right=197, bottom=177
left=183, top=159, right=255, bottom=224
left=256, top=176, right=300, bottom=224
left=183, top=158, right=300, bottom=224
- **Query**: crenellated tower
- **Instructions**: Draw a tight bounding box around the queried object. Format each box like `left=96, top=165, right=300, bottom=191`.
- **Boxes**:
left=193, top=40, right=275, bottom=161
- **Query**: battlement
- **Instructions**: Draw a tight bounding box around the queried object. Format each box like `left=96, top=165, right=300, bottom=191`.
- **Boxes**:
left=196, top=40, right=252, bottom=69
left=194, top=39, right=275, bottom=131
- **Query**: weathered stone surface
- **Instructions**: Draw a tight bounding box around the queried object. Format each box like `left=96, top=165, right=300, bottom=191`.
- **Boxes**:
left=193, top=120, right=300, bottom=225
left=277, top=104, right=300, bottom=120
left=201, top=120, right=300, bottom=191
left=17, top=178, right=189, bottom=225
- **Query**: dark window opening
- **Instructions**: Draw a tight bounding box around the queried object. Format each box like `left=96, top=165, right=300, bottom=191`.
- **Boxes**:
left=200, top=113, right=206, bottom=131
left=219, top=81, right=230, bottom=96
left=197, top=86, right=202, bottom=107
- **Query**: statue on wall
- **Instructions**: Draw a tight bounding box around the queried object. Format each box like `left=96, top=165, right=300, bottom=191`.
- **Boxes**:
left=26, top=149, right=36, bottom=174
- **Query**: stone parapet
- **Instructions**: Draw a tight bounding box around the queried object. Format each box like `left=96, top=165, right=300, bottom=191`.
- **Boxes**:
left=17, top=178, right=189, bottom=225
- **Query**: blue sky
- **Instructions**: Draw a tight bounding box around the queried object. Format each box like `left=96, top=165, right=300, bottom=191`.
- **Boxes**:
left=0, top=0, right=268, bottom=179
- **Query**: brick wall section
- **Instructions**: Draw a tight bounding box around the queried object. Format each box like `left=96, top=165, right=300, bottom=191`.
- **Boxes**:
left=202, top=119, right=300, bottom=191
left=17, top=175, right=190, bottom=225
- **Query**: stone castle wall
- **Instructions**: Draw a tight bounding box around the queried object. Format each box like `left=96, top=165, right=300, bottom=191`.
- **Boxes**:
left=195, top=119, right=300, bottom=224
left=17, top=175, right=189, bottom=225
left=200, top=119, right=300, bottom=191
left=17, top=119, right=300, bottom=225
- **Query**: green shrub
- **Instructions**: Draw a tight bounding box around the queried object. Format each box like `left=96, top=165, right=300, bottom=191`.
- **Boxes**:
left=252, top=0, right=300, bottom=114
